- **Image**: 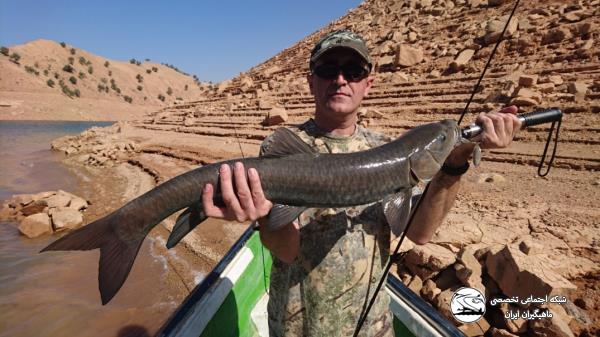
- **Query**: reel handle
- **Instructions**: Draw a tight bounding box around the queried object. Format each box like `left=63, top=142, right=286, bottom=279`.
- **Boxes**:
left=461, top=107, right=562, bottom=139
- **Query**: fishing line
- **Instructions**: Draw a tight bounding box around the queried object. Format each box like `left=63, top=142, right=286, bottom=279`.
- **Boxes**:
left=457, top=0, right=521, bottom=126
left=353, top=1, right=521, bottom=335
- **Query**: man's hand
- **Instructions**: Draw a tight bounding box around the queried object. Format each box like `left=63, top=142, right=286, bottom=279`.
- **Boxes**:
left=202, top=162, right=273, bottom=222
left=445, top=105, right=521, bottom=166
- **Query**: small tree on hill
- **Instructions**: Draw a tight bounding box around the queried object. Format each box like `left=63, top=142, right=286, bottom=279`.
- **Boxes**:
left=129, top=58, right=136, bottom=64
left=62, top=64, right=74, bottom=73
left=60, top=42, right=66, bottom=48
left=158, top=94, right=165, bottom=102
left=68, top=57, right=74, bottom=65
left=70, top=48, right=76, bottom=55
left=136, top=74, right=143, bottom=83
left=9, top=52, right=20, bottom=64
left=0, top=46, right=9, bottom=56
left=69, top=76, right=77, bottom=85
left=166, top=87, right=173, bottom=96
left=104, top=61, right=110, bottom=67
left=47, top=79, right=55, bottom=87
left=88, top=66, right=93, bottom=74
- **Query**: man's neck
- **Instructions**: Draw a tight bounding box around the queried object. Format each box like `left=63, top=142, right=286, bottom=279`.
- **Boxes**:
left=313, top=112, right=357, bottom=136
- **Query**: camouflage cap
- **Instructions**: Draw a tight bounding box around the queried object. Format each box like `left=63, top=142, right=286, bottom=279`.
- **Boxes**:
left=309, top=30, right=372, bottom=71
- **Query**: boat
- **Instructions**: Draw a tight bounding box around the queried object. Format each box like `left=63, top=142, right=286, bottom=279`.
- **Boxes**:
left=157, top=226, right=465, bottom=337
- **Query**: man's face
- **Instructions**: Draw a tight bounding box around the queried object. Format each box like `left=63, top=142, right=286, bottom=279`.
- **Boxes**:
left=308, top=48, right=374, bottom=119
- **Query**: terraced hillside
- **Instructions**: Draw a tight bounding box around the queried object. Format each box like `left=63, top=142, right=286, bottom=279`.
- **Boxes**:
left=136, top=0, right=598, bottom=173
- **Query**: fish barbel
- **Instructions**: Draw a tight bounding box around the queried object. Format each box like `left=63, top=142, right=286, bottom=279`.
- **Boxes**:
left=41, top=119, right=460, bottom=304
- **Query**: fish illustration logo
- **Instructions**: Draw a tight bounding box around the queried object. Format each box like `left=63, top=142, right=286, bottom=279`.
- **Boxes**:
left=450, top=287, right=486, bottom=323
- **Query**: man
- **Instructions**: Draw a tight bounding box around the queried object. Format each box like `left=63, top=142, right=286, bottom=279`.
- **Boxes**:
left=201, top=30, right=520, bottom=336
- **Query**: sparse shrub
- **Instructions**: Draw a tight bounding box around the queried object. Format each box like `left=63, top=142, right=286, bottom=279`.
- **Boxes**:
left=136, top=60, right=141, bottom=66
left=123, top=95, right=133, bottom=103
left=78, top=72, right=85, bottom=80
left=136, top=74, right=143, bottom=83
left=59, top=80, right=78, bottom=98
left=54, top=72, right=59, bottom=79
left=184, top=84, right=188, bottom=91
left=108, top=70, right=112, bottom=77
left=0, top=46, right=8, bottom=56
left=100, top=77, right=108, bottom=84
left=9, top=52, right=20, bottom=63
left=167, top=87, right=173, bottom=96
left=68, top=56, right=74, bottom=65
left=115, top=87, right=121, bottom=94
left=137, top=85, right=143, bottom=91
left=69, top=76, right=77, bottom=85
left=43, top=69, right=49, bottom=76
left=88, top=66, right=93, bottom=74
left=34, top=62, right=39, bottom=68
left=62, top=64, right=74, bottom=73
left=78, top=56, right=87, bottom=65
left=60, top=42, right=66, bottom=48
left=104, top=61, right=110, bottom=67
left=145, top=58, right=150, bottom=61
left=152, top=66, right=158, bottom=72
left=70, top=48, right=76, bottom=55
left=158, top=94, right=165, bottom=102
left=47, top=79, right=55, bottom=87
left=146, top=69, right=151, bottom=74
left=97, top=84, right=106, bottom=92
left=129, top=58, right=136, bottom=64
left=25, top=65, right=39, bottom=75
left=176, top=97, right=183, bottom=101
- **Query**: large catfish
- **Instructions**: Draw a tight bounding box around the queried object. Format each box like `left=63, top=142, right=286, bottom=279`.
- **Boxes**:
left=42, top=119, right=460, bottom=304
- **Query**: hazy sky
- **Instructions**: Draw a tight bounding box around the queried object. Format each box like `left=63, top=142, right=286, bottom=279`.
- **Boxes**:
left=0, top=1, right=362, bottom=83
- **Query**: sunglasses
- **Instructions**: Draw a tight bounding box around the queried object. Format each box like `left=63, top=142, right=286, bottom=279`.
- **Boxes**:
left=313, top=63, right=370, bottom=81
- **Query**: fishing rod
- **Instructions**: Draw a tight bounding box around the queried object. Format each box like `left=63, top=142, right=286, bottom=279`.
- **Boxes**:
left=353, top=0, right=563, bottom=333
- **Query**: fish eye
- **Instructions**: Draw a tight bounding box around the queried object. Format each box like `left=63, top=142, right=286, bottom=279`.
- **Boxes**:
left=439, top=134, right=446, bottom=142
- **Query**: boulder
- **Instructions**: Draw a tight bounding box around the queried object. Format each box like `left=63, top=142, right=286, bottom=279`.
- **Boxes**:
left=20, top=199, right=48, bottom=216
left=262, top=107, right=288, bottom=126
left=421, top=279, right=441, bottom=301
left=484, top=16, right=518, bottom=44
left=9, top=194, right=35, bottom=208
left=18, top=213, right=52, bottom=238
left=68, top=197, right=88, bottom=211
left=567, top=82, right=588, bottom=102
left=395, top=44, right=424, bottom=67
left=456, top=248, right=484, bottom=289
left=44, top=193, right=71, bottom=208
left=405, top=243, right=456, bottom=279
left=239, top=76, right=254, bottom=92
left=518, top=74, right=538, bottom=87
left=499, top=303, right=528, bottom=334
left=51, top=207, right=84, bottom=231
left=542, top=28, right=571, bottom=45
left=485, top=245, right=577, bottom=299
left=449, top=49, right=475, bottom=72
left=408, top=275, right=423, bottom=294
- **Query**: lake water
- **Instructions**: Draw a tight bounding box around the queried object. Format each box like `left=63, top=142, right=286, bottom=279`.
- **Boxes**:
left=0, top=121, right=187, bottom=337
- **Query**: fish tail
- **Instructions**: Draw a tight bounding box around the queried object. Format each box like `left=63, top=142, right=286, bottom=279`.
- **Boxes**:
left=41, top=211, right=144, bottom=305
left=166, top=206, right=207, bottom=249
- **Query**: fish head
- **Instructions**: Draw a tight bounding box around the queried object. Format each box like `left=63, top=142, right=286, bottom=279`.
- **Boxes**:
left=409, top=119, right=460, bottom=182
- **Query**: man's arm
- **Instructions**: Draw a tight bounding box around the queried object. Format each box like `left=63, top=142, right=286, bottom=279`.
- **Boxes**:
left=406, top=106, right=521, bottom=244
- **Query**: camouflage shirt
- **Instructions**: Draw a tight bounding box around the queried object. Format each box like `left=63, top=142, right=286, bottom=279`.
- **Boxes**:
left=260, top=119, right=396, bottom=337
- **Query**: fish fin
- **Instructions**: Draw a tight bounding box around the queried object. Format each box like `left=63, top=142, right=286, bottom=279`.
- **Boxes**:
left=40, top=211, right=144, bottom=305
left=166, top=206, right=207, bottom=249
left=383, top=189, right=412, bottom=236
left=261, top=128, right=317, bottom=158
left=265, top=204, right=306, bottom=231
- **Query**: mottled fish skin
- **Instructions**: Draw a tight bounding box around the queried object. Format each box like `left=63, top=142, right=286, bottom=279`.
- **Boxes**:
left=41, top=119, right=459, bottom=304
